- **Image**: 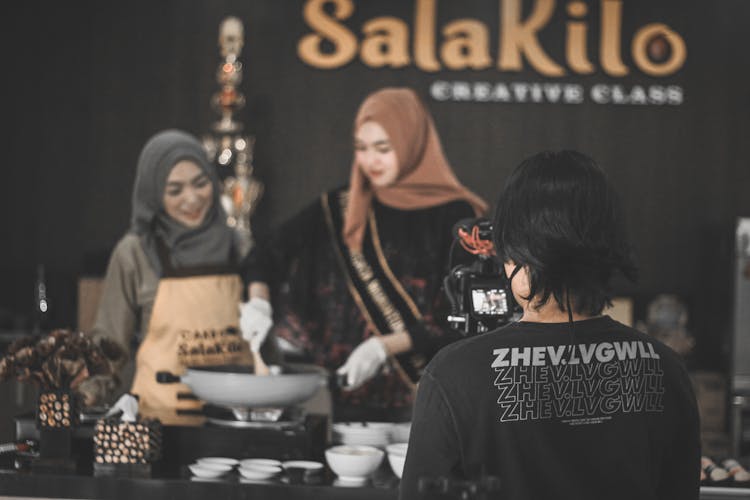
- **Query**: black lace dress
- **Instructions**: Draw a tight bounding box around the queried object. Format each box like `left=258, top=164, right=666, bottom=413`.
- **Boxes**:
left=269, top=187, right=475, bottom=420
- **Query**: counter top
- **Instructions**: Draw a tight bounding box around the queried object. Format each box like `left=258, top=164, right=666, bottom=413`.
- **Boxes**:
left=0, top=468, right=398, bottom=500
left=0, top=468, right=747, bottom=500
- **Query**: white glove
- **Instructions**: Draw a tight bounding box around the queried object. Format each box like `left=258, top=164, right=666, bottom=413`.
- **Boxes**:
left=337, top=337, right=388, bottom=390
left=104, top=393, right=140, bottom=422
left=239, top=298, right=273, bottom=352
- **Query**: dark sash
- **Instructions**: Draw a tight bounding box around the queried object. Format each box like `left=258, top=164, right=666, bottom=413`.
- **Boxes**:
left=321, top=191, right=427, bottom=388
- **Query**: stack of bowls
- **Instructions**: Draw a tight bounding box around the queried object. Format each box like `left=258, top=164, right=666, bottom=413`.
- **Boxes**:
left=188, top=457, right=239, bottom=479
left=325, top=445, right=384, bottom=484
left=332, top=422, right=392, bottom=448
left=238, top=459, right=283, bottom=482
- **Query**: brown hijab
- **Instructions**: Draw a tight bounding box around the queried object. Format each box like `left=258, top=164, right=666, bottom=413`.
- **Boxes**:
left=342, top=87, right=488, bottom=251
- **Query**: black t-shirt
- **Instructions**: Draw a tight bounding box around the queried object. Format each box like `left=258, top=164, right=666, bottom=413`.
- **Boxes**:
left=400, top=316, right=700, bottom=500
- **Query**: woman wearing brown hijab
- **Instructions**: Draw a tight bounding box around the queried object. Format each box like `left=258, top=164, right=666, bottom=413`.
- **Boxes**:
left=271, top=88, right=487, bottom=421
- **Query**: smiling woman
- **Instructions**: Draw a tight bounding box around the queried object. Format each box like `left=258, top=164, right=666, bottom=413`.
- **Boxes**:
left=77, top=129, right=279, bottom=423
left=162, top=161, right=214, bottom=228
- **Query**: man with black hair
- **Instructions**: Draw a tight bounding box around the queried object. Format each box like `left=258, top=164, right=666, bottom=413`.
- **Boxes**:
left=400, top=151, right=700, bottom=500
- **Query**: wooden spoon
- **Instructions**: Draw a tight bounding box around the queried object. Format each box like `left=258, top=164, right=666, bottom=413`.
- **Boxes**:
left=252, top=348, right=270, bottom=376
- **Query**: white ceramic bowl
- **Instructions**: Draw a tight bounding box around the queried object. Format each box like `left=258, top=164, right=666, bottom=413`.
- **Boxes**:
left=325, top=445, right=384, bottom=481
left=238, top=464, right=282, bottom=480
left=239, top=458, right=282, bottom=469
left=386, top=443, right=408, bottom=478
left=196, top=457, right=239, bottom=467
left=188, top=462, right=232, bottom=478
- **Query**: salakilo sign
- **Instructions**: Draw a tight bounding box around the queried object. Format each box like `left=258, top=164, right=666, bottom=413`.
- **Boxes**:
left=295, top=0, right=687, bottom=105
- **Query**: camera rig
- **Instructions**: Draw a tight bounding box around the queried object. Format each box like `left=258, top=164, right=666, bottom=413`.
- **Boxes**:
left=443, top=218, right=513, bottom=335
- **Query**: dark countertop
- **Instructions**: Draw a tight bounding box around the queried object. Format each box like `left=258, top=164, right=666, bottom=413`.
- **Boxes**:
left=1, top=467, right=749, bottom=499
left=0, top=468, right=399, bottom=500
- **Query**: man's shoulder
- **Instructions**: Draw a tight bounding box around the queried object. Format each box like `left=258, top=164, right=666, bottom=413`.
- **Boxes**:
left=426, top=322, right=524, bottom=375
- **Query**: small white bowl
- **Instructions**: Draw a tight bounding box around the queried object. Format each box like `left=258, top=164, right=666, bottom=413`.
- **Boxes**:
left=238, top=464, right=282, bottom=480
left=239, top=458, right=282, bottom=469
left=325, top=445, right=384, bottom=481
left=188, top=462, right=232, bottom=478
left=281, top=460, right=325, bottom=471
left=196, top=457, right=239, bottom=467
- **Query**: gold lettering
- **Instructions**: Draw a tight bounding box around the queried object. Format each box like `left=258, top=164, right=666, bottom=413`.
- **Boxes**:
left=361, top=17, right=411, bottom=68
left=600, top=0, right=628, bottom=76
left=297, top=0, right=358, bottom=69
left=414, top=0, right=441, bottom=71
left=632, top=23, right=687, bottom=76
left=441, top=20, right=492, bottom=70
left=499, top=0, right=565, bottom=76
left=565, top=1, right=593, bottom=74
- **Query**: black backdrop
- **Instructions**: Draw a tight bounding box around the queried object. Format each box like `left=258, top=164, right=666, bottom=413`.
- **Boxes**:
left=1, top=0, right=748, bottom=371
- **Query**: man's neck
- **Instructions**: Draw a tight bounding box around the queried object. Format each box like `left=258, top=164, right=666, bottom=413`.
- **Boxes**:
left=520, top=299, right=594, bottom=323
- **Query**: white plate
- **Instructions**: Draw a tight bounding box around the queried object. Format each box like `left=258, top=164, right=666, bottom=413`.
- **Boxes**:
left=239, top=458, right=282, bottom=468
left=282, top=460, right=324, bottom=471
left=188, top=463, right=232, bottom=478
left=238, top=465, right=281, bottom=481
left=196, top=457, right=239, bottom=467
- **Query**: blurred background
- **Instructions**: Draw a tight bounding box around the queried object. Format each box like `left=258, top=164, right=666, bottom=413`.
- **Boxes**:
left=0, top=0, right=748, bottom=451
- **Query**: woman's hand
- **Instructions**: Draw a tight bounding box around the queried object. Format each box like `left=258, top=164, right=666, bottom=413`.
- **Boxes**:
left=337, top=330, right=413, bottom=390
left=337, top=337, right=388, bottom=390
left=239, top=297, right=273, bottom=352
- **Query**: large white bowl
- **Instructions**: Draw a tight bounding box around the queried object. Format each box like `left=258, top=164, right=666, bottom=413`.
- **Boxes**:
left=386, top=443, right=408, bottom=478
left=325, top=445, right=384, bottom=481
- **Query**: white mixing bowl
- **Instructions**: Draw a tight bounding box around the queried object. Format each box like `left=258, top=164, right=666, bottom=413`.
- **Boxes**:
left=325, top=445, right=384, bottom=481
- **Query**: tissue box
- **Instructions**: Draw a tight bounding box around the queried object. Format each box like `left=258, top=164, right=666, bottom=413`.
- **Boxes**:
left=93, top=418, right=162, bottom=476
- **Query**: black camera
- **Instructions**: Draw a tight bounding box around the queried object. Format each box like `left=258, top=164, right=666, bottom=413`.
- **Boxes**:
left=444, top=218, right=513, bottom=335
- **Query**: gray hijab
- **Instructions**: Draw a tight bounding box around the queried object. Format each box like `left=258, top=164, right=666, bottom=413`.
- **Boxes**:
left=130, top=129, right=234, bottom=276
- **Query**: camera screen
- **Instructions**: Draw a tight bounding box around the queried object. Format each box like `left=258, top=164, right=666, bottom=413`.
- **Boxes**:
left=471, top=288, right=508, bottom=316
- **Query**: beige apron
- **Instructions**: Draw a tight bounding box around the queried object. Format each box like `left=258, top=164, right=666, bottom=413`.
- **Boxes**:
left=130, top=271, right=252, bottom=425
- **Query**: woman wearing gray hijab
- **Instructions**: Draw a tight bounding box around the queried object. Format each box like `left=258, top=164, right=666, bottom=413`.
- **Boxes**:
left=80, top=130, right=274, bottom=423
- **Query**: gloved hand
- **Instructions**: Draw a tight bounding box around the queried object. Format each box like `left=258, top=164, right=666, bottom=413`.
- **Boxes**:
left=105, top=393, right=140, bottom=422
left=337, top=337, right=388, bottom=390
left=239, top=298, right=273, bottom=352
